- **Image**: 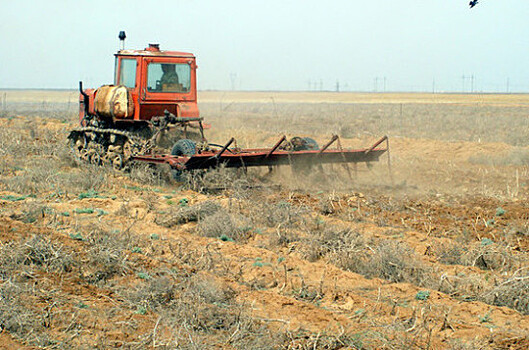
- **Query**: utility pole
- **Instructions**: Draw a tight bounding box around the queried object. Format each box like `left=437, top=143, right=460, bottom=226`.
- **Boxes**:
left=461, top=75, right=466, bottom=92
left=230, top=73, right=237, bottom=91
left=383, top=77, right=387, bottom=92
left=470, top=74, right=475, bottom=93
left=336, top=80, right=340, bottom=92
left=374, top=77, right=379, bottom=92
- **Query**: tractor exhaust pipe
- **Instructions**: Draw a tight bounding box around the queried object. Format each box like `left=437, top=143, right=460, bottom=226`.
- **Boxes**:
left=79, top=81, right=89, bottom=117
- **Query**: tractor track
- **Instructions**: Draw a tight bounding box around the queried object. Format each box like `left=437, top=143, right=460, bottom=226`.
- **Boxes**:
left=67, top=126, right=153, bottom=169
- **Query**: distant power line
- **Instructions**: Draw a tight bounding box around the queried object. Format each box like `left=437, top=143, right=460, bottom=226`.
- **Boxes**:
left=301, top=74, right=527, bottom=93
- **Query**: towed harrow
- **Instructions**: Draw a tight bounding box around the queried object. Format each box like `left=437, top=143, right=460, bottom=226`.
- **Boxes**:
left=69, top=38, right=391, bottom=181
left=132, top=135, right=391, bottom=176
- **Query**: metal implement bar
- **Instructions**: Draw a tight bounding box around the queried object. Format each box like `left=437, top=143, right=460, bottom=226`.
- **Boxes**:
left=365, top=135, right=388, bottom=154
left=318, top=134, right=339, bottom=154
left=134, top=148, right=386, bottom=171
left=162, top=110, right=203, bottom=124
left=133, top=136, right=389, bottom=171
left=172, top=117, right=203, bottom=123
left=266, top=135, right=287, bottom=158
left=212, top=137, right=235, bottom=160
left=190, top=149, right=387, bottom=170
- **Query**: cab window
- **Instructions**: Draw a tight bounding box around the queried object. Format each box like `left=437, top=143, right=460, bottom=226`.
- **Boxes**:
left=119, top=59, right=137, bottom=88
left=147, top=62, right=191, bottom=93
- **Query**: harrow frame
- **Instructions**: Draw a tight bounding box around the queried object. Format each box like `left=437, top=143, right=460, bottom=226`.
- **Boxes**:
left=133, top=135, right=391, bottom=173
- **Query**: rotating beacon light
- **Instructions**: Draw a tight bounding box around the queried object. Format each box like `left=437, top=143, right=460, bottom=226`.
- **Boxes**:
left=118, top=31, right=126, bottom=50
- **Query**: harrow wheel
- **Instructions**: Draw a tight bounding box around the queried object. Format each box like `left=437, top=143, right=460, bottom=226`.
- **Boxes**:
left=299, top=137, right=319, bottom=151
left=281, top=136, right=319, bottom=152
left=171, top=139, right=196, bottom=181
left=171, top=139, right=197, bottom=157
left=288, top=136, right=320, bottom=174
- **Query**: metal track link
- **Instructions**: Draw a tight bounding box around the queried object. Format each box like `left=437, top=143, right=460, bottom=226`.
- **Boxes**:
left=68, top=126, right=152, bottom=169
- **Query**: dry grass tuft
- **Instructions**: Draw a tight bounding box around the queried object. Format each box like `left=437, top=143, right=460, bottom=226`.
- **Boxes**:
left=1, top=159, right=109, bottom=195
left=0, top=282, right=45, bottom=344
left=122, top=272, right=279, bottom=349
left=437, top=240, right=520, bottom=272
left=0, top=235, right=75, bottom=346
left=301, top=227, right=368, bottom=264
left=365, top=240, right=436, bottom=286
left=21, top=235, right=75, bottom=273
left=156, top=200, right=221, bottom=227
left=83, top=228, right=134, bottom=284
left=196, top=210, right=252, bottom=242
left=481, top=272, right=529, bottom=315
left=284, top=329, right=365, bottom=349
left=181, top=166, right=261, bottom=194
left=301, top=226, right=435, bottom=287
left=124, top=276, right=176, bottom=310
left=0, top=235, right=74, bottom=278
left=258, top=200, right=308, bottom=228
left=128, top=162, right=173, bottom=186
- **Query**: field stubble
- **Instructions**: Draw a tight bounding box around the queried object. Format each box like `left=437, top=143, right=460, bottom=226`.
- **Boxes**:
left=0, top=91, right=529, bottom=349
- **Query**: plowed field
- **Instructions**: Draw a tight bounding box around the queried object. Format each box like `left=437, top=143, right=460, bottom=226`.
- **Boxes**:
left=1, top=91, right=529, bottom=349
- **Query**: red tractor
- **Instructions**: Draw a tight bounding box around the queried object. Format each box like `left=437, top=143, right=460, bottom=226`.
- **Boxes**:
left=69, top=33, right=389, bottom=177
left=68, top=35, right=207, bottom=169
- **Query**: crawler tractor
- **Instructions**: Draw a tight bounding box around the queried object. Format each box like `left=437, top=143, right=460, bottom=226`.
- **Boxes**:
left=69, top=33, right=390, bottom=177
left=68, top=37, right=205, bottom=169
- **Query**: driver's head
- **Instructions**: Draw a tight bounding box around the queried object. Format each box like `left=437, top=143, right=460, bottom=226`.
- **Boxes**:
left=161, top=64, right=175, bottom=73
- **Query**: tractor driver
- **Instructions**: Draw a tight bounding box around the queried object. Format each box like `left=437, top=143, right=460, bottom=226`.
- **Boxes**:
left=160, top=64, right=179, bottom=87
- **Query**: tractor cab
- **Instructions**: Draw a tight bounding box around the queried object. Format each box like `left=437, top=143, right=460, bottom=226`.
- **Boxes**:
left=113, top=43, right=199, bottom=121
left=79, top=42, right=199, bottom=125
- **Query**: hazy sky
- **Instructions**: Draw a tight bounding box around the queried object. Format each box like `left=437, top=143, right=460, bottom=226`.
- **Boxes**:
left=1, top=1, right=528, bottom=92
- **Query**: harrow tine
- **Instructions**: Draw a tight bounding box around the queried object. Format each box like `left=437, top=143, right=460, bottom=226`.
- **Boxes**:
left=212, top=137, right=235, bottom=160
left=318, top=134, right=339, bottom=154
left=266, top=135, right=287, bottom=158
left=365, top=135, right=388, bottom=154
left=199, top=121, right=206, bottom=142
left=336, top=136, right=353, bottom=180
left=385, top=137, right=394, bottom=185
